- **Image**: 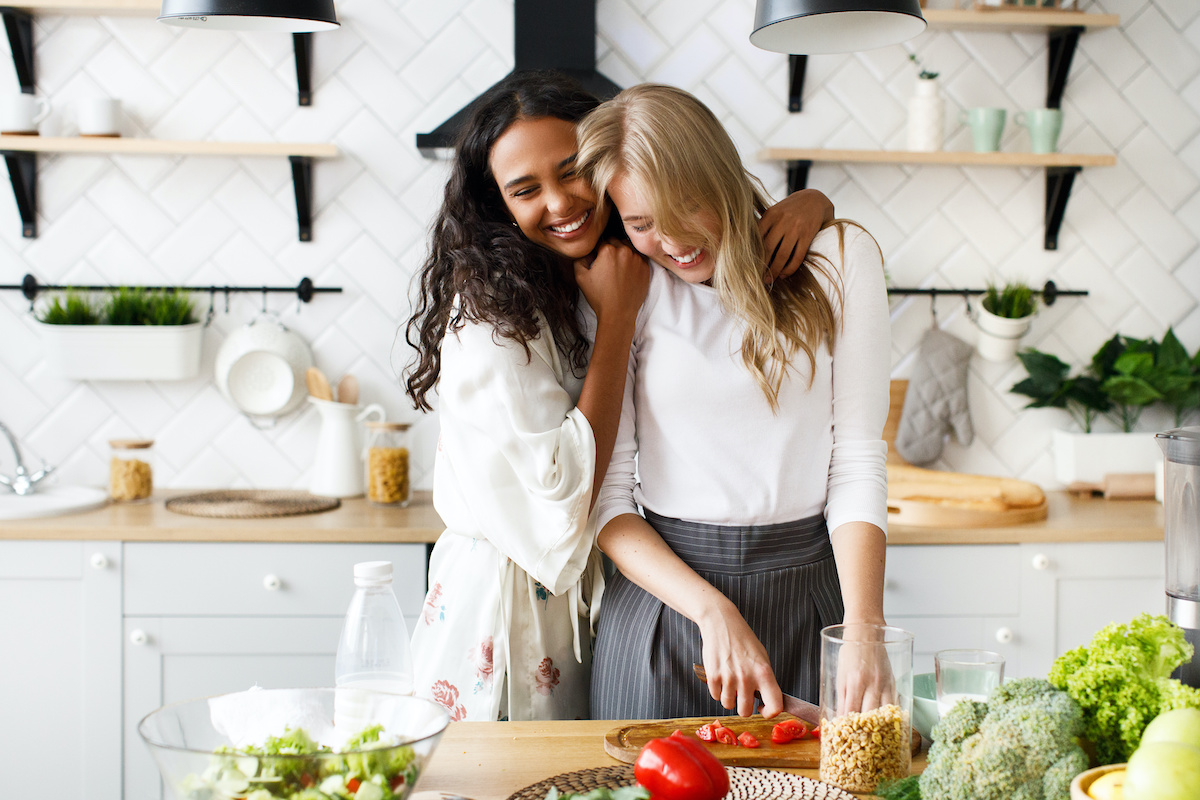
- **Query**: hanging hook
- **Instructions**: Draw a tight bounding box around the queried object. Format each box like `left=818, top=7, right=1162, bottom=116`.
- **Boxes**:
left=962, top=290, right=973, bottom=320
left=929, top=287, right=938, bottom=328
left=261, top=287, right=268, bottom=314
left=224, top=288, right=230, bottom=314
left=204, top=290, right=215, bottom=328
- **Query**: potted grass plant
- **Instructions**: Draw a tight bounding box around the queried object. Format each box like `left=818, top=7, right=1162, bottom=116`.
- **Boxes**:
left=975, top=280, right=1037, bottom=362
left=36, top=287, right=202, bottom=380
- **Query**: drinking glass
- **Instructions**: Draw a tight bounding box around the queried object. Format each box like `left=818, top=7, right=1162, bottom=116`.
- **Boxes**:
left=935, top=649, right=1005, bottom=715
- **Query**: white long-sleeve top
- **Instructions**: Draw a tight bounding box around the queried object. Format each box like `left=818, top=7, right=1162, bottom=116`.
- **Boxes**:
left=595, top=223, right=891, bottom=536
left=412, top=308, right=604, bottom=722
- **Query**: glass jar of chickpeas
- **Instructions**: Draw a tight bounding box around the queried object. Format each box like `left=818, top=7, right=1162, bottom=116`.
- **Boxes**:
left=365, top=422, right=411, bottom=507
left=109, top=439, right=154, bottom=502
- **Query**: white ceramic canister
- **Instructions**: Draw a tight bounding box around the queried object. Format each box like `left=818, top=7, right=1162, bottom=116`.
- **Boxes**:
left=907, top=77, right=945, bottom=152
left=309, top=397, right=385, bottom=498
left=974, top=305, right=1034, bottom=362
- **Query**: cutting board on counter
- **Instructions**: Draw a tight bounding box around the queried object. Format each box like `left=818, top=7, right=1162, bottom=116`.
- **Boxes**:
left=604, top=715, right=919, bottom=768
left=887, top=463, right=1048, bottom=527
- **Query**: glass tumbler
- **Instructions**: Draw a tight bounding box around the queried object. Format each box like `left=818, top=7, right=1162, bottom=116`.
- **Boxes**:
left=819, top=623, right=914, bottom=793
left=109, top=438, right=154, bottom=502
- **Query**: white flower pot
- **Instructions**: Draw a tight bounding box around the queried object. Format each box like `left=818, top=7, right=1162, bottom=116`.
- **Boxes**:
left=1052, top=429, right=1163, bottom=485
left=39, top=322, right=203, bottom=380
left=907, top=78, right=945, bottom=152
left=974, top=306, right=1033, bottom=362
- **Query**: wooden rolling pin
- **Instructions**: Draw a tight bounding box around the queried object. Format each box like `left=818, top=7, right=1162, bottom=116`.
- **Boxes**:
left=1066, top=473, right=1156, bottom=500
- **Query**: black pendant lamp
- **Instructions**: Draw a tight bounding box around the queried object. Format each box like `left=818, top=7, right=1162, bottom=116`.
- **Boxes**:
left=751, top=0, right=925, bottom=55
left=158, top=0, right=339, bottom=32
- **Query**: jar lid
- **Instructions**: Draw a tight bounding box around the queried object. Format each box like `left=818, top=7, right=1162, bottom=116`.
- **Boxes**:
left=366, top=421, right=411, bottom=431
left=109, top=439, right=154, bottom=449
left=1158, top=427, right=1200, bottom=466
left=353, top=561, right=393, bottom=582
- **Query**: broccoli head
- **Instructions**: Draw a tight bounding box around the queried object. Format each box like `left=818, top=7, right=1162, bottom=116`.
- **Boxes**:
left=918, top=677, right=1087, bottom=800
left=1048, top=613, right=1200, bottom=764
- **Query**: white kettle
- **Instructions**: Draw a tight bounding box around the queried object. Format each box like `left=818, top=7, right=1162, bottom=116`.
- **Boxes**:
left=309, top=397, right=384, bottom=498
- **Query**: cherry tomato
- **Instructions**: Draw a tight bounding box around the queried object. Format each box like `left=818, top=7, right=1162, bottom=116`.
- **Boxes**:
left=346, top=777, right=361, bottom=793
left=390, top=775, right=406, bottom=791
left=299, top=773, right=315, bottom=788
left=696, top=723, right=716, bottom=742
left=737, top=731, right=760, bottom=748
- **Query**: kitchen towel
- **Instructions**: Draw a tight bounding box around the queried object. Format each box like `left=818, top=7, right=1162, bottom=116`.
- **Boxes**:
left=896, top=328, right=974, bottom=465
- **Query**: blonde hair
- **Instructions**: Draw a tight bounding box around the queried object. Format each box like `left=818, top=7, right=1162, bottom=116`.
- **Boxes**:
left=575, top=83, right=844, bottom=410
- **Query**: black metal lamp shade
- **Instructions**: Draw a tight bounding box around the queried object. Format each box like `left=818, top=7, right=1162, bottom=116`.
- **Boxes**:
left=751, top=0, right=925, bottom=55
left=158, top=0, right=339, bottom=32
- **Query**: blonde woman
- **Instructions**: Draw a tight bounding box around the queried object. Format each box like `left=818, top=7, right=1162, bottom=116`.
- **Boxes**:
left=576, top=84, right=891, bottom=720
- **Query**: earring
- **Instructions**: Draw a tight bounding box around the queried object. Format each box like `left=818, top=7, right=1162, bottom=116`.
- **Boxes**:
left=511, top=222, right=518, bottom=227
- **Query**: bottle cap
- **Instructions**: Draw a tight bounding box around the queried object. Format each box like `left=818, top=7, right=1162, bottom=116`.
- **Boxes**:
left=353, top=561, right=393, bottom=583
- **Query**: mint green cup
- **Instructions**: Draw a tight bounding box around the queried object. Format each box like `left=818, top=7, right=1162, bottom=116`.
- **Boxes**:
left=961, top=107, right=1006, bottom=153
left=1016, top=108, right=1063, bottom=154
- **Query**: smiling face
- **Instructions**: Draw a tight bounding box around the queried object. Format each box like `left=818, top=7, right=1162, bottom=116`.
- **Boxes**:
left=488, top=116, right=608, bottom=261
left=607, top=173, right=719, bottom=284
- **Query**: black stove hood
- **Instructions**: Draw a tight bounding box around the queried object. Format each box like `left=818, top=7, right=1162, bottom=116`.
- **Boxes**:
left=416, top=0, right=622, bottom=156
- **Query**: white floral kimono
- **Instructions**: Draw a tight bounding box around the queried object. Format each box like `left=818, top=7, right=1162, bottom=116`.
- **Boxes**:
left=411, top=310, right=605, bottom=722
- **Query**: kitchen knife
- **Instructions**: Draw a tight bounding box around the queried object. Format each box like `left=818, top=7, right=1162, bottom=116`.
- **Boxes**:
left=692, top=663, right=820, bottom=726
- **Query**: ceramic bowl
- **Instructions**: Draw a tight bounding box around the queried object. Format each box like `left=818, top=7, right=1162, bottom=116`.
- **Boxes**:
left=214, top=314, right=313, bottom=420
left=1070, top=763, right=1126, bottom=800
left=913, top=671, right=939, bottom=740
left=138, top=687, right=449, bottom=800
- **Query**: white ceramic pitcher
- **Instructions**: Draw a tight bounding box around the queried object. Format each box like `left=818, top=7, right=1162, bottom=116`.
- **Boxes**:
left=309, top=397, right=384, bottom=498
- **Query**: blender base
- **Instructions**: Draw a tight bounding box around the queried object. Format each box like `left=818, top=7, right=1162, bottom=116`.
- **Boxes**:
left=1168, top=595, right=1200, bottom=688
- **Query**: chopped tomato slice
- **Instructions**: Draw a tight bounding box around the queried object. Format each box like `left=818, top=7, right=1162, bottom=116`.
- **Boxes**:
left=696, top=723, right=716, bottom=741
left=770, top=724, right=794, bottom=744
left=346, top=777, right=361, bottom=793
left=810, top=726, right=820, bottom=739
left=737, top=731, right=760, bottom=748
left=390, top=775, right=406, bottom=790
left=299, top=773, right=315, bottom=788
left=714, top=725, right=737, bottom=746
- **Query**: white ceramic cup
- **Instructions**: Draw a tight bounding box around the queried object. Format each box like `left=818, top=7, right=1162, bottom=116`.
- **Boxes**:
left=0, top=94, right=50, bottom=134
left=77, top=98, right=121, bottom=136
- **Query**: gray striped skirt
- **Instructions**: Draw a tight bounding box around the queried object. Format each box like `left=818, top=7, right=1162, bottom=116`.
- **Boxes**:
left=590, top=510, right=843, bottom=720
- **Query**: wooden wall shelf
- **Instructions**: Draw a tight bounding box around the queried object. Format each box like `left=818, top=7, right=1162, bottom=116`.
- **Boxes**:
left=760, top=148, right=1117, bottom=250
left=922, top=8, right=1120, bottom=32
left=0, top=138, right=339, bottom=240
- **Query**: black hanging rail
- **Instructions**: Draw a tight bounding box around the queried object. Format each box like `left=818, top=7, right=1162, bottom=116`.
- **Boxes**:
left=887, top=280, right=1086, bottom=307
left=0, top=274, right=341, bottom=305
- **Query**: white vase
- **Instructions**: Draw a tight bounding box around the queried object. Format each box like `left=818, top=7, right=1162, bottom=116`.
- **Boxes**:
left=38, top=321, right=203, bottom=380
left=907, top=78, right=944, bottom=152
left=1053, top=429, right=1163, bottom=486
left=974, top=306, right=1033, bottom=362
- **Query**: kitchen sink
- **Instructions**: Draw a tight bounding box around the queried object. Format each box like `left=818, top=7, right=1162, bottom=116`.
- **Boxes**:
left=0, top=485, right=108, bottom=520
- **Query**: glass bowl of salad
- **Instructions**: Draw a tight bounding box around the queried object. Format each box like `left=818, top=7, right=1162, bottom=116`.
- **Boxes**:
left=138, top=686, right=450, bottom=800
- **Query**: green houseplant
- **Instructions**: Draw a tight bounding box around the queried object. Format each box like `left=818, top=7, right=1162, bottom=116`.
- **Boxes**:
left=35, top=288, right=202, bottom=381
left=975, top=280, right=1038, bottom=362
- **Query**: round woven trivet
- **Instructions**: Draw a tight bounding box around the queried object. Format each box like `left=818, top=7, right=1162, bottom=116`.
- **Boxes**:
left=165, top=490, right=341, bottom=519
left=506, top=766, right=857, bottom=800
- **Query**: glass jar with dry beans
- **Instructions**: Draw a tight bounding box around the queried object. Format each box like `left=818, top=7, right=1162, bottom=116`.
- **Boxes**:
left=109, top=439, right=154, bottom=502
left=818, top=623, right=915, bottom=793
left=365, top=422, right=411, bottom=507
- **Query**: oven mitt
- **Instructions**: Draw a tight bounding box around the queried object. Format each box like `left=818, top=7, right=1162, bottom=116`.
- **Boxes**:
left=896, top=328, right=974, bottom=465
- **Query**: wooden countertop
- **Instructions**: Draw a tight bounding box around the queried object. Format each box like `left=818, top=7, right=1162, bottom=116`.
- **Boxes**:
left=0, top=489, right=1161, bottom=545
left=415, top=719, right=926, bottom=800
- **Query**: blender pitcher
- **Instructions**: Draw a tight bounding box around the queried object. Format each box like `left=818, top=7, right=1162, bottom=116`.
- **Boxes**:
left=1157, top=427, right=1200, bottom=687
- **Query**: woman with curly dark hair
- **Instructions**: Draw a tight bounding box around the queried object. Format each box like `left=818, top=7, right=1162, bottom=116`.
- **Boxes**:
left=405, top=70, right=833, bottom=722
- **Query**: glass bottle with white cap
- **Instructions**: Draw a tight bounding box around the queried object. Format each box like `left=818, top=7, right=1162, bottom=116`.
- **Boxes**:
left=334, top=561, right=414, bottom=732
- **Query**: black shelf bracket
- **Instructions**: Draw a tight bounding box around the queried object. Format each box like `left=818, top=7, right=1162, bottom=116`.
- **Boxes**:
left=1045, top=166, right=1081, bottom=251
left=1, top=8, right=34, bottom=94
left=1047, top=26, right=1082, bottom=109
left=788, top=55, right=807, bottom=112
left=294, top=33, right=313, bottom=107
left=2, top=150, right=35, bottom=237
left=785, top=160, right=812, bottom=194
left=289, top=155, right=314, bottom=243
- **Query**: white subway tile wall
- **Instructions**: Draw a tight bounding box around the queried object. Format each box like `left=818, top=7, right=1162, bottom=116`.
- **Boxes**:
left=0, top=0, right=1195, bottom=494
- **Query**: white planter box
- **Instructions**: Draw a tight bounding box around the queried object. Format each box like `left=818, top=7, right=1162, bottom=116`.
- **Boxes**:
left=39, top=322, right=203, bottom=380
left=1052, top=429, right=1163, bottom=485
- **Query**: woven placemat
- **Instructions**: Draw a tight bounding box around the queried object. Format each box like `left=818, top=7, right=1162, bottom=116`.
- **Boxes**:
left=506, top=766, right=857, bottom=800
left=165, top=490, right=341, bottom=519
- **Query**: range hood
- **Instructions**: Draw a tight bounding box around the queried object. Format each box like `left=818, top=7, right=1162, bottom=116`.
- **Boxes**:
left=416, top=0, right=622, bottom=156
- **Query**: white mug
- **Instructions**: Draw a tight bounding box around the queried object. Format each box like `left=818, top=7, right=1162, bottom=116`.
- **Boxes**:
left=77, top=97, right=121, bottom=137
left=0, top=94, right=50, bottom=134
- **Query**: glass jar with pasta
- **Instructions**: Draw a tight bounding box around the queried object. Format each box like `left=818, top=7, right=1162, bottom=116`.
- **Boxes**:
left=365, top=422, right=411, bottom=507
left=109, top=439, right=154, bottom=502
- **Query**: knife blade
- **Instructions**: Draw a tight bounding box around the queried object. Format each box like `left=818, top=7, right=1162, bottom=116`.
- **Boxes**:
left=691, top=662, right=821, bottom=726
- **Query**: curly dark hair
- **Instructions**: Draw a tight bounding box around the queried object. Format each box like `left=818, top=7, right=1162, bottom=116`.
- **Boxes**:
left=404, top=71, right=606, bottom=411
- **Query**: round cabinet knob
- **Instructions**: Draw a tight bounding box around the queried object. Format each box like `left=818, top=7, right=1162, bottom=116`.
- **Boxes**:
left=90, top=553, right=108, bottom=570
left=995, top=627, right=1014, bottom=644
left=262, top=574, right=282, bottom=591
left=130, top=629, right=149, bottom=646
left=1031, top=553, right=1051, bottom=571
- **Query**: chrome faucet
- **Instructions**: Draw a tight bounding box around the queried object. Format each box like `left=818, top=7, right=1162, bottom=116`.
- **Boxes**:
left=0, top=421, right=54, bottom=496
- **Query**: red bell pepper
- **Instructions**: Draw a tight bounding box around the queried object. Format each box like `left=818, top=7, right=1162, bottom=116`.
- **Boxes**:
left=634, top=731, right=730, bottom=800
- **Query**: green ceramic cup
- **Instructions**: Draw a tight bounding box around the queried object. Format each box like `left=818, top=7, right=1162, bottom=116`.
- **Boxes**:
left=961, top=107, right=1006, bottom=152
left=1016, top=108, right=1064, bottom=154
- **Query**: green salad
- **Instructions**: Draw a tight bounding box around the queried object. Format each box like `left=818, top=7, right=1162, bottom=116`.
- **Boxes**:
left=181, top=724, right=420, bottom=800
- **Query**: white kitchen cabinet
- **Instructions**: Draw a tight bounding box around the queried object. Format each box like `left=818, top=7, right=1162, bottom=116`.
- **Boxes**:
left=0, top=540, right=121, bottom=800
left=1018, top=541, right=1165, bottom=678
left=885, top=541, right=1165, bottom=680
left=121, top=542, right=426, bottom=800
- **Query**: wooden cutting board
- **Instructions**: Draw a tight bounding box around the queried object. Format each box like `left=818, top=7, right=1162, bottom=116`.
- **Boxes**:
left=603, top=715, right=920, bottom=768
